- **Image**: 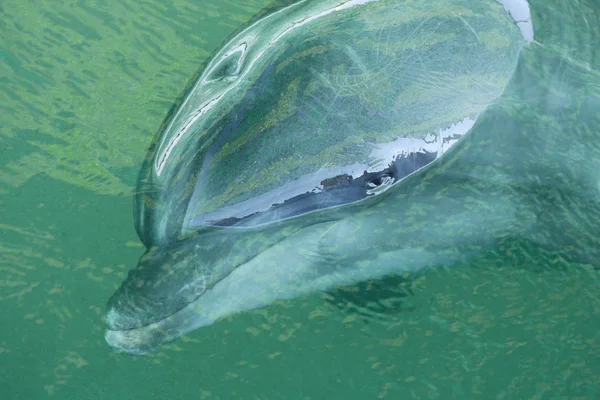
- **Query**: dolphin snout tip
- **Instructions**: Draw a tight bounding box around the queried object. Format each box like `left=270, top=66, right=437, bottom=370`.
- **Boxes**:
left=105, top=308, right=123, bottom=330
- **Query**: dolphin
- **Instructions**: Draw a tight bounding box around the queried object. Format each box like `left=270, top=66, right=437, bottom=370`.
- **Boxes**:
left=105, top=0, right=537, bottom=354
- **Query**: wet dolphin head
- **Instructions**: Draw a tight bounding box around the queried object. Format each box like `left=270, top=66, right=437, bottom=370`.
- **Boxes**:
left=106, top=0, right=534, bottom=355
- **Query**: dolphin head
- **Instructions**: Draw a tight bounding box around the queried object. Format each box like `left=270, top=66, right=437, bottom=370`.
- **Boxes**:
left=105, top=0, right=534, bottom=355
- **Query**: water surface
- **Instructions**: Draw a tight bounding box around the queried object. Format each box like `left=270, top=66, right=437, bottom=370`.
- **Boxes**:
left=1, top=0, right=599, bottom=398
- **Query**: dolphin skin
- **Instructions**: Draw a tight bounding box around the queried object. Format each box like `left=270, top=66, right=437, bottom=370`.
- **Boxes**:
left=105, top=0, right=534, bottom=354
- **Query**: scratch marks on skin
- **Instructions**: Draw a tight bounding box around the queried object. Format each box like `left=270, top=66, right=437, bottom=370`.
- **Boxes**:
left=343, top=44, right=368, bottom=75
left=455, top=13, right=481, bottom=43
left=375, top=13, right=394, bottom=62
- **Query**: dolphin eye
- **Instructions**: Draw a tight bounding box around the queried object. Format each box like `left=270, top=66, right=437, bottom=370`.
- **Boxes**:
left=206, top=43, right=247, bottom=82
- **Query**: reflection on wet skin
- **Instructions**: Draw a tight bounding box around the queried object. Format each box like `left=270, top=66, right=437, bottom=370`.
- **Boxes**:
left=211, top=150, right=438, bottom=227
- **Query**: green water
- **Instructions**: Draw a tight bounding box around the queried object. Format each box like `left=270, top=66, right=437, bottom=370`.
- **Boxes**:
left=1, top=0, right=599, bottom=398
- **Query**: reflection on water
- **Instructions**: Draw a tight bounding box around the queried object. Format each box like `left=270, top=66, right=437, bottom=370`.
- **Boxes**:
left=1, top=0, right=599, bottom=398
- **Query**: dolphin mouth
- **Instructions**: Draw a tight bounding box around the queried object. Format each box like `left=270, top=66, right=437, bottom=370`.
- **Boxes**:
left=104, top=263, right=229, bottom=355
left=104, top=299, right=215, bottom=355
left=104, top=326, right=166, bottom=356
left=104, top=280, right=208, bottom=332
left=104, top=328, right=152, bottom=356
left=104, top=309, right=171, bottom=355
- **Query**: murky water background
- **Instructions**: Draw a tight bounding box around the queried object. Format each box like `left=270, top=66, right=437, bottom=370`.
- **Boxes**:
left=1, top=0, right=599, bottom=398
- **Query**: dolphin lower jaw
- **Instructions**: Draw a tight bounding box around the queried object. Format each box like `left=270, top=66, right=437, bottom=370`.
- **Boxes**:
left=103, top=225, right=322, bottom=354
left=105, top=298, right=218, bottom=355
left=104, top=217, right=457, bottom=355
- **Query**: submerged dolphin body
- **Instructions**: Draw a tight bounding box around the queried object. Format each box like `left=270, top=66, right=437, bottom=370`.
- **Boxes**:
left=106, top=0, right=534, bottom=354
